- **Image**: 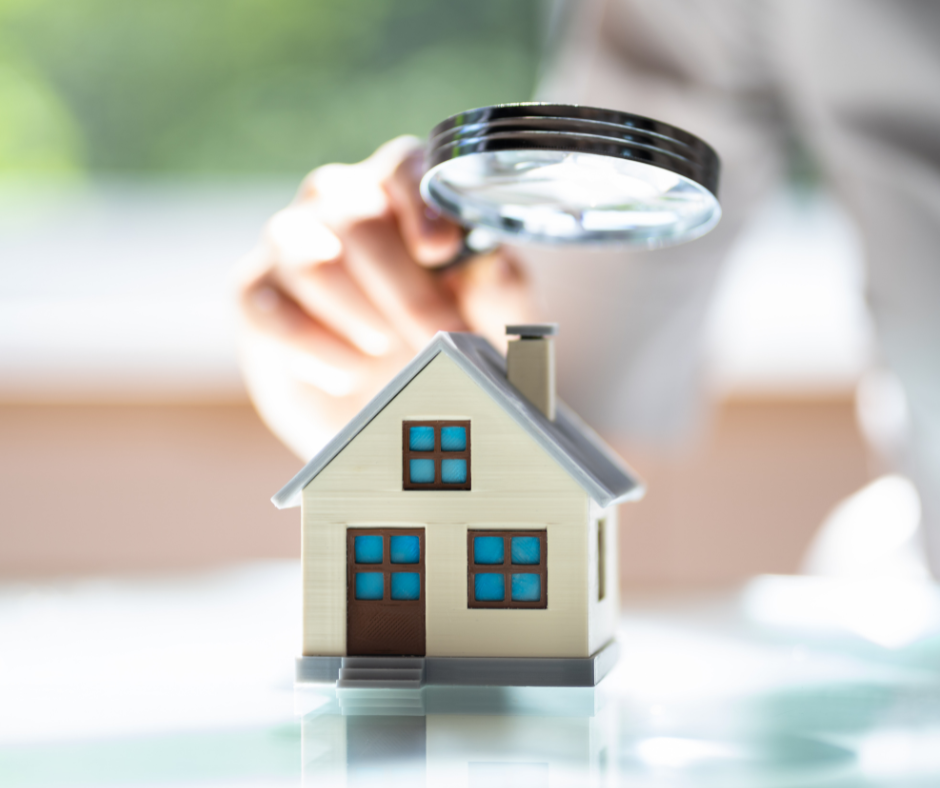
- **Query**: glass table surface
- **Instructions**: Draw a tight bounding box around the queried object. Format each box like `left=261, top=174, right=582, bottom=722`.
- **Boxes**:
left=2, top=562, right=939, bottom=787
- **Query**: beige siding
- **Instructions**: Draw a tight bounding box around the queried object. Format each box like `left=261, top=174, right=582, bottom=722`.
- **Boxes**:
left=301, top=352, right=593, bottom=658
left=300, top=500, right=346, bottom=656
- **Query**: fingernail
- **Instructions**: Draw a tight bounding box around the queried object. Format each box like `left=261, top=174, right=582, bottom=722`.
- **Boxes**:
left=315, top=164, right=388, bottom=222
left=269, top=208, right=343, bottom=268
left=352, top=328, right=392, bottom=357
left=288, top=354, right=357, bottom=397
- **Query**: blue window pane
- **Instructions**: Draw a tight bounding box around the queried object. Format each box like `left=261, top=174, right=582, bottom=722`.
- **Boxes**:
left=355, top=572, right=384, bottom=600
left=474, top=573, right=505, bottom=601
left=474, top=536, right=504, bottom=565
left=441, top=459, right=467, bottom=484
left=391, top=572, right=420, bottom=600
left=512, top=574, right=541, bottom=602
left=390, top=535, right=420, bottom=564
left=409, top=459, right=435, bottom=484
left=441, top=426, right=467, bottom=451
left=354, top=535, right=383, bottom=564
left=409, top=426, right=435, bottom=451
left=511, top=536, right=541, bottom=565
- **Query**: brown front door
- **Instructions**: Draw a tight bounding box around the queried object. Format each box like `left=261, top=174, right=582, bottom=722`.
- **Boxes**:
left=346, top=528, right=425, bottom=656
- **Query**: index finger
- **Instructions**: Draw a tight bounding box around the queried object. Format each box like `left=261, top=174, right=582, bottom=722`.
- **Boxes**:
left=341, top=214, right=469, bottom=350
left=377, top=140, right=464, bottom=267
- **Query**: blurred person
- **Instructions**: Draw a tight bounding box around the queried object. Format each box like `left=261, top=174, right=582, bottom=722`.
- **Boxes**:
left=236, top=0, right=940, bottom=577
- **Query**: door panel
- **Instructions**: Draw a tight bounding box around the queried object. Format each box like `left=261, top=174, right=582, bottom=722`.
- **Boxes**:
left=346, top=528, right=425, bottom=656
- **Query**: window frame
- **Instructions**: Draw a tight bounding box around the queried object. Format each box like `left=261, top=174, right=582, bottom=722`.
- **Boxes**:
left=402, top=420, right=471, bottom=491
left=347, top=527, right=425, bottom=606
left=467, top=529, right=547, bottom=609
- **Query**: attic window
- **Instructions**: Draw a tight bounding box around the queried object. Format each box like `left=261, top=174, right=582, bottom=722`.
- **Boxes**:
left=403, top=420, right=471, bottom=490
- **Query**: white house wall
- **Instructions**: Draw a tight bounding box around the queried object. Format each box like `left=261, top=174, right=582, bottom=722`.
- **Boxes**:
left=301, top=352, right=592, bottom=658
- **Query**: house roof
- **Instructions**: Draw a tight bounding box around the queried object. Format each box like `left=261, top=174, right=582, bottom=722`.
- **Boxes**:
left=272, top=332, right=645, bottom=509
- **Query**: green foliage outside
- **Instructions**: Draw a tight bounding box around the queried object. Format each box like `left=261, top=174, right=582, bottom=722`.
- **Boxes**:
left=0, top=0, right=542, bottom=176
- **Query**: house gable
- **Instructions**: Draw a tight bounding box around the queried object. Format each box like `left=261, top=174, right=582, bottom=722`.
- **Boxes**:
left=304, top=351, right=586, bottom=517
left=273, top=332, right=643, bottom=510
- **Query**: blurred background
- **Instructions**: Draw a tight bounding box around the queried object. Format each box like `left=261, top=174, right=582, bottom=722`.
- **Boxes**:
left=0, top=0, right=879, bottom=587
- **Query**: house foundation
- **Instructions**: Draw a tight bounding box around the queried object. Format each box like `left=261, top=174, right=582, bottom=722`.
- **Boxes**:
left=295, top=639, right=619, bottom=688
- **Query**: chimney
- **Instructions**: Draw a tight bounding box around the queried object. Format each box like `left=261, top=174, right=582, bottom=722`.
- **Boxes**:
left=506, top=324, right=558, bottom=420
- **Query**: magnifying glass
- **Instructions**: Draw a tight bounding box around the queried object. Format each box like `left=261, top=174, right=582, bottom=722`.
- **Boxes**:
left=421, top=103, right=721, bottom=251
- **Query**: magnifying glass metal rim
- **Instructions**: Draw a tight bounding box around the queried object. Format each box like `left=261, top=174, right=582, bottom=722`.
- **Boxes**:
left=426, top=130, right=716, bottom=196
left=421, top=102, right=722, bottom=249
left=429, top=102, right=715, bottom=152
left=430, top=113, right=704, bottom=150
left=429, top=121, right=708, bottom=186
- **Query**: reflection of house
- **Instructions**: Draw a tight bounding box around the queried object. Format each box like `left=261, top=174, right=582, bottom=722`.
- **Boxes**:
left=274, top=325, right=643, bottom=686
left=301, top=687, right=616, bottom=788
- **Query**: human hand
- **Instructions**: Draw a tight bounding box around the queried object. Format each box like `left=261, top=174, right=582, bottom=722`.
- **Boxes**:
left=235, top=136, right=535, bottom=459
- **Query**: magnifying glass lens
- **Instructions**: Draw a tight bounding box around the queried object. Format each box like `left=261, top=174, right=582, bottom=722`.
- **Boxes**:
left=424, top=149, right=719, bottom=247
left=421, top=104, right=721, bottom=249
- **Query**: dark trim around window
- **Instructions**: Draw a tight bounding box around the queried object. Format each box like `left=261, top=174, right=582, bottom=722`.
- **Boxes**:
left=402, top=420, right=471, bottom=490
left=467, top=529, right=547, bottom=609
left=346, top=527, right=426, bottom=605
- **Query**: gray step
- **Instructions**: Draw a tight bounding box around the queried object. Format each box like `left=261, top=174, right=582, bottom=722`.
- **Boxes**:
left=341, top=657, right=425, bottom=670
left=336, top=678, right=424, bottom=690
left=336, top=656, right=426, bottom=689
left=338, top=668, right=424, bottom=682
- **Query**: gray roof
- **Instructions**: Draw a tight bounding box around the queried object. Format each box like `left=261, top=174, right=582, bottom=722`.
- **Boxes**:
left=272, top=332, right=645, bottom=509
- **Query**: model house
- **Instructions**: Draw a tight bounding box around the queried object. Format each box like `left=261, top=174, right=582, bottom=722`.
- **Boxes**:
left=273, top=325, right=643, bottom=687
